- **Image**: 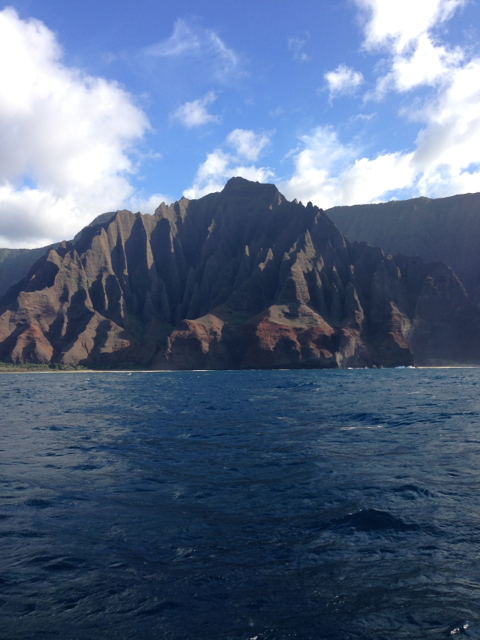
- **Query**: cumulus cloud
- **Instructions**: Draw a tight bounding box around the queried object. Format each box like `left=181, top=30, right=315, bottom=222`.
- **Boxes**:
left=352, top=0, right=467, bottom=99
left=354, top=0, right=467, bottom=53
left=278, top=127, right=416, bottom=208
left=324, top=64, right=364, bottom=99
left=411, top=57, right=480, bottom=197
left=183, top=130, right=274, bottom=199
left=0, top=7, right=149, bottom=247
left=171, top=91, right=220, bottom=128
left=353, top=0, right=480, bottom=199
left=280, top=57, right=480, bottom=208
left=275, top=0, right=479, bottom=207
left=180, top=0, right=480, bottom=208
left=145, top=19, right=240, bottom=82
left=225, top=129, right=271, bottom=162
left=373, top=33, right=463, bottom=96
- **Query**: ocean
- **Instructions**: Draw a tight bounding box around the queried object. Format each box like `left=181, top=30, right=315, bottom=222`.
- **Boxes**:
left=1, top=368, right=480, bottom=639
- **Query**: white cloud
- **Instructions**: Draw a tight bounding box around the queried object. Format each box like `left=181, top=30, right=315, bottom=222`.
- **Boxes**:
left=184, top=130, right=274, bottom=199
left=280, top=53, right=480, bottom=207
left=352, top=0, right=467, bottom=99
left=339, top=0, right=480, bottom=200
left=225, top=129, right=271, bottom=162
left=354, top=0, right=467, bottom=53
left=145, top=19, right=240, bottom=82
left=0, top=7, right=149, bottom=247
left=339, top=153, right=416, bottom=204
left=411, top=57, right=480, bottom=197
left=278, top=127, right=416, bottom=208
left=128, top=192, right=173, bottom=214
left=171, top=91, right=219, bottom=128
left=180, top=0, right=480, bottom=209
left=282, top=0, right=475, bottom=206
left=324, top=64, right=364, bottom=99
left=373, top=33, right=463, bottom=96
left=288, top=33, right=311, bottom=62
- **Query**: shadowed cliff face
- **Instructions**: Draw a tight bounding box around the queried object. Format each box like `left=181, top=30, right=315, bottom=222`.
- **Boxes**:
left=327, top=192, right=480, bottom=305
left=0, top=177, right=479, bottom=369
left=0, top=245, right=61, bottom=296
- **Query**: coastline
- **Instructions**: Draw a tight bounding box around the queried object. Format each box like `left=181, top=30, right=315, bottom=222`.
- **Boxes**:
left=1, top=365, right=480, bottom=374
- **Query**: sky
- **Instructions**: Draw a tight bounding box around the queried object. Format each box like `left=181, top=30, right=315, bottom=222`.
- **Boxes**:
left=0, top=0, right=480, bottom=247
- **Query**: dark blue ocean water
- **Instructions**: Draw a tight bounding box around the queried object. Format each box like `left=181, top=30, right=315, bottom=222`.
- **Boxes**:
left=1, top=369, right=480, bottom=639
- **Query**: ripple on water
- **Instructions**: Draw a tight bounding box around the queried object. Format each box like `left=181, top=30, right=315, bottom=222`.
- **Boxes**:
left=1, top=368, right=480, bottom=639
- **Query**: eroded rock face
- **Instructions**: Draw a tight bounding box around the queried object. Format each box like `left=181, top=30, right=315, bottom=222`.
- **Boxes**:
left=0, top=242, right=138, bottom=367
left=1, top=177, right=479, bottom=368
left=327, top=192, right=480, bottom=305
left=0, top=245, right=59, bottom=297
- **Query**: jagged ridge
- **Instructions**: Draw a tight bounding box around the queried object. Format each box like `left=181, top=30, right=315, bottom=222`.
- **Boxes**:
left=327, top=192, right=480, bottom=304
left=1, top=177, right=479, bottom=368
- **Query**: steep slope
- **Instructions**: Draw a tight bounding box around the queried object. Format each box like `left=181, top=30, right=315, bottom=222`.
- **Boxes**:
left=0, top=177, right=479, bottom=368
left=0, top=213, right=116, bottom=296
left=0, top=245, right=60, bottom=296
left=327, top=192, right=480, bottom=304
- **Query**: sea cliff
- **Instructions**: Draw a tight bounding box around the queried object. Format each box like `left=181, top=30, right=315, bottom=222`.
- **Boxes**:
left=1, top=178, right=479, bottom=369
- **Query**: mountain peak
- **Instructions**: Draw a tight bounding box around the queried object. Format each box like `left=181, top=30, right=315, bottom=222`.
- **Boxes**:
left=222, top=176, right=279, bottom=198
left=1, top=181, right=480, bottom=369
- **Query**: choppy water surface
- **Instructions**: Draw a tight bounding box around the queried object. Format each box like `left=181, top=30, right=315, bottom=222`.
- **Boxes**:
left=1, top=369, right=480, bottom=639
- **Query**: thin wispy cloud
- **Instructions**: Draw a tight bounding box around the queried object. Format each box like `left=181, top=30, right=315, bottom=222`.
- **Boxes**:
left=145, top=19, right=240, bottom=82
left=288, top=33, right=311, bottom=62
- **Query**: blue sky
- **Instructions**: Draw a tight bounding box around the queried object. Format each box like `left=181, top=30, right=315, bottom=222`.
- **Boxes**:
left=0, top=0, right=480, bottom=246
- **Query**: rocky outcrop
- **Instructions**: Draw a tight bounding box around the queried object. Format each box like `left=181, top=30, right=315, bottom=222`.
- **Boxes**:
left=327, top=192, right=480, bottom=304
left=1, top=177, right=479, bottom=369
left=0, top=213, right=117, bottom=297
